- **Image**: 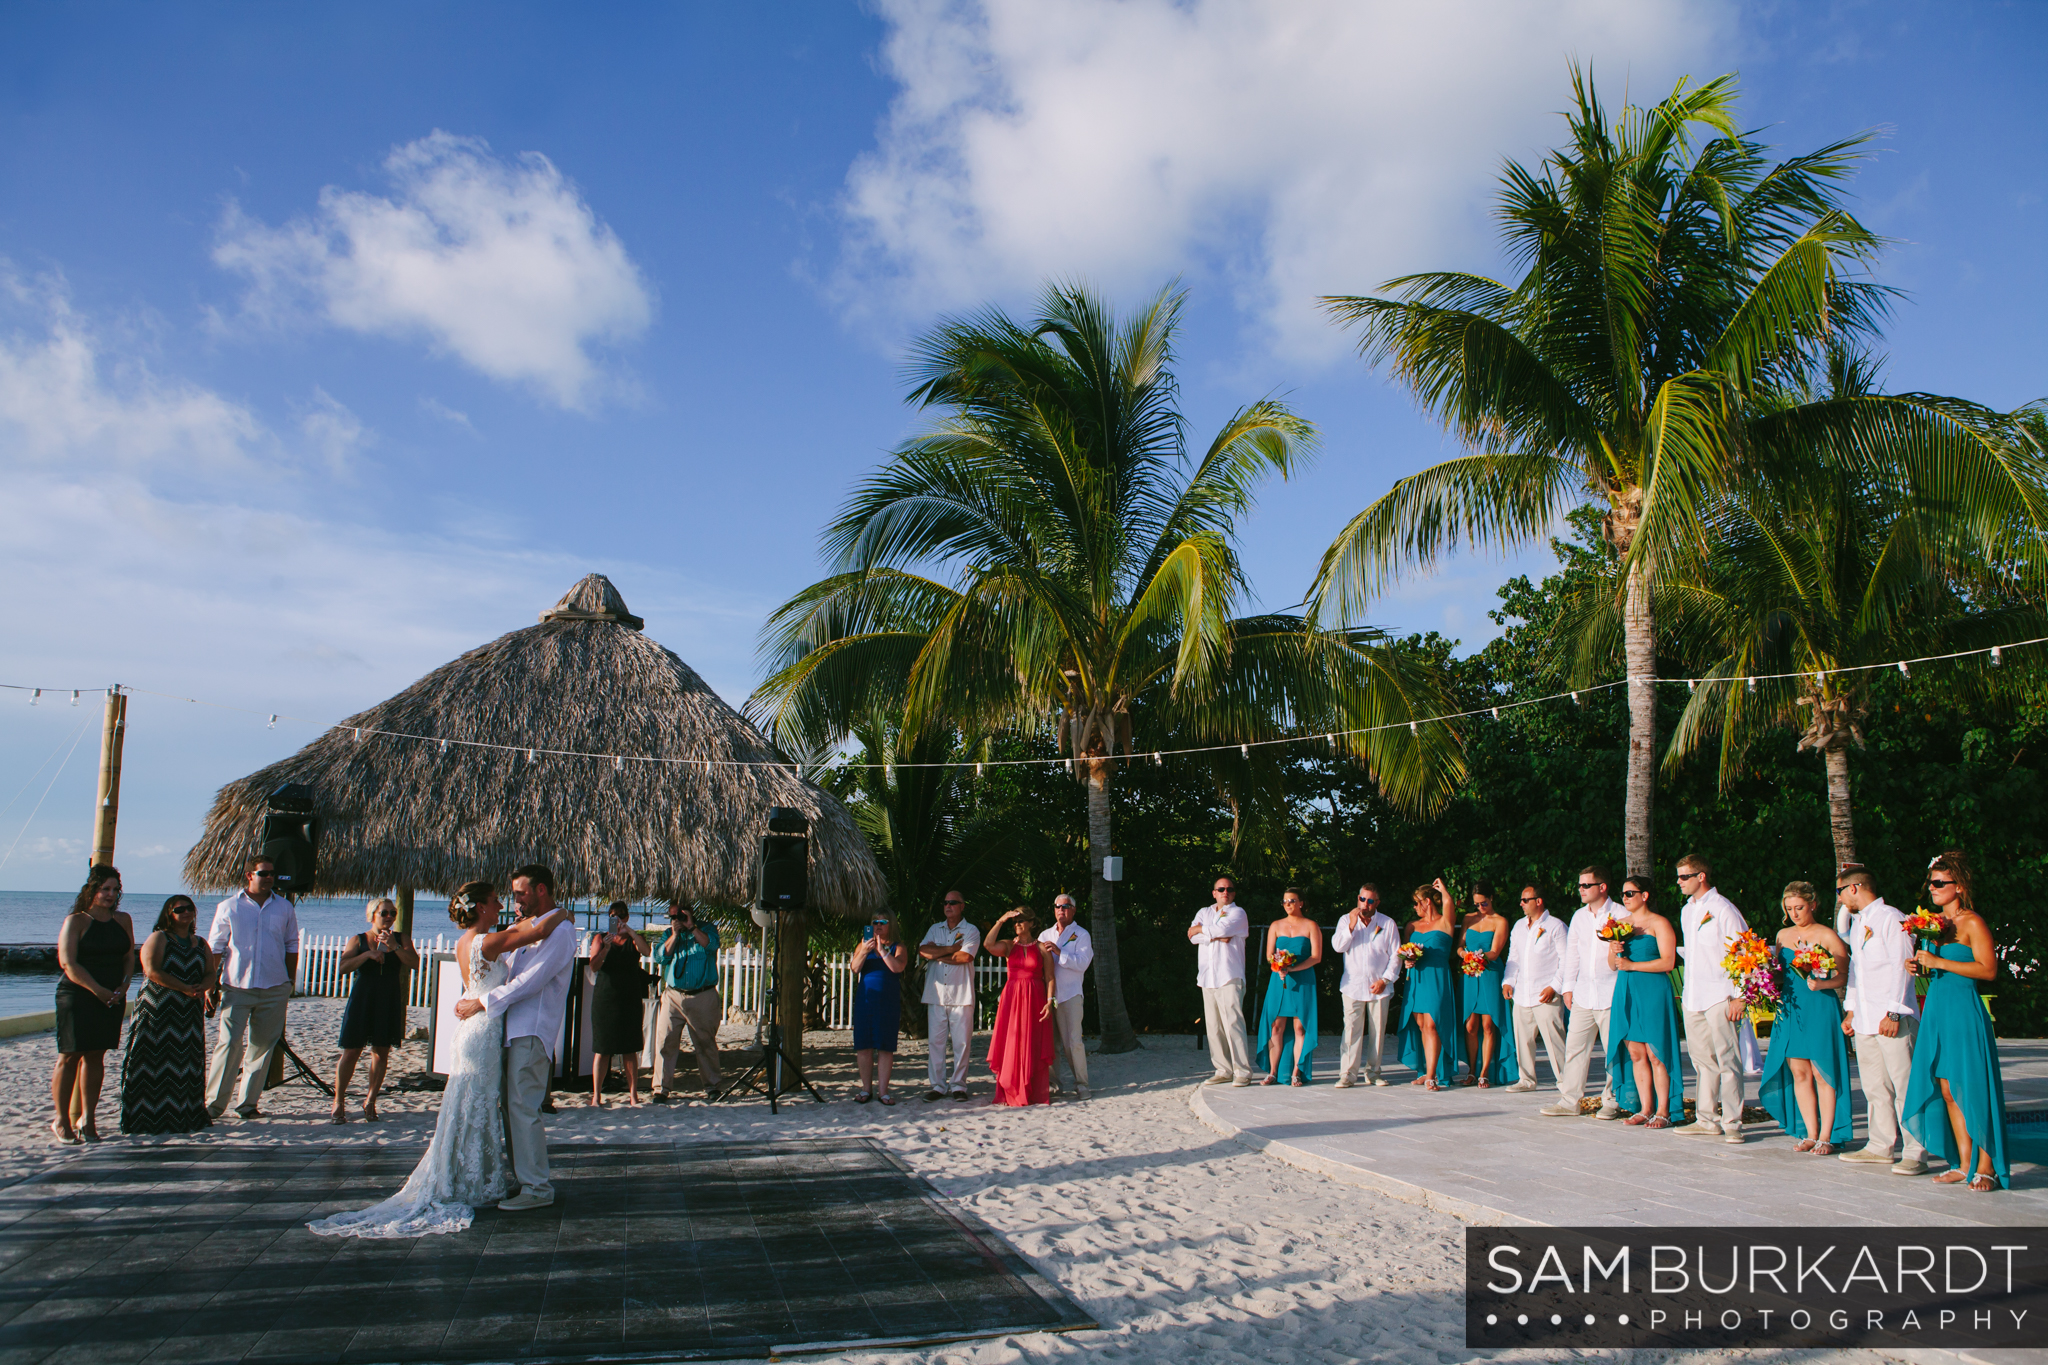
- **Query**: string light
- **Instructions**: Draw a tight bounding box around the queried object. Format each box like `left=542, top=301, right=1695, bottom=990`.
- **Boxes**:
left=1993, top=646, right=2003, bottom=666
left=1747, top=677, right=1757, bottom=693
left=69, top=691, right=79, bottom=707
left=1898, top=662, right=1910, bottom=677
left=29, top=690, right=38, bottom=706
left=267, top=715, right=277, bottom=729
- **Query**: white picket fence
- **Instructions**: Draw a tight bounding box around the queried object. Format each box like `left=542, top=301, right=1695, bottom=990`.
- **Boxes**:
left=295, top=933, right=1006, bottom=1027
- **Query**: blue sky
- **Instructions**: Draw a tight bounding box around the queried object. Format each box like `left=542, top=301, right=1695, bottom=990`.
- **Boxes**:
left=0, top=1, right=2040, bottom=893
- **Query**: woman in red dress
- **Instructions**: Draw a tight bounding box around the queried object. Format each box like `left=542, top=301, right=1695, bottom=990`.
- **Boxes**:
left=985, top=904, right=1055, bottom=1106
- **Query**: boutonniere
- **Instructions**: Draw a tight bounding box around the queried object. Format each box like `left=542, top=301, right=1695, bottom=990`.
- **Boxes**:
left=1370, top=924, right=1383, bottom=940
left=1535, top=925, right=1546, bottom=940
left=1861, top=926, right=1873, bottom=946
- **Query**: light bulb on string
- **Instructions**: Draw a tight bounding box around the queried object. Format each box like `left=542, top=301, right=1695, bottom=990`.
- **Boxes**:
left=1409, top=720, right=1419, bottom=735
left=613, top=755, right=623, bottom=771
left=267, top=714, right=277, bottom=729
left=69, top=691, right=79, bottom=706
left=439, top=738, right=449, bottom=755
left=29, top=689, right=38, bottom=705
left=1491, top=707, right=1500, bottom=720
left=1240, top=744, right=1249, bottom=758
left=1747, top=677, right=1756, bottom=693
left=1992, top=646, right=2003, bottom=666
left=1898, top=662, right=1909, bottom=677
left=1570, top=691, right=1580, bottom=705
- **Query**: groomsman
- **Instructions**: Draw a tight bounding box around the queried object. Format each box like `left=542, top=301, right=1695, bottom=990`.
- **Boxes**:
left=1501, top=884, right=1567, bottom=1092
left=1188, top=877, right=1252, bottom=1086
left=1836, top=865, right=1928, bottom=1173
left=1330, top=883, right=1401, bottom=1087
left=1539, top=867, right=1623, bottom=1119
left=1670, top=854, right=1750, bottom=1143
left=918, top=892, right=980, bottom=1101
left=1038, top=895, right=1095, bottom=1099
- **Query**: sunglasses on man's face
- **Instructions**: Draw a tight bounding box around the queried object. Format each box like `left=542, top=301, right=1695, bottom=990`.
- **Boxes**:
left=1357, top=895, right=1377, bottom=904
left=1519, top=895, right=1541, bottom=903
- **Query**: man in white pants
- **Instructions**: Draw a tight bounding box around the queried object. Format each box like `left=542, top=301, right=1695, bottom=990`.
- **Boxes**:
left=1540, top=867, right=1623, bottom=1119
left=1330, top=883, right=1400, bottom=1087
left=1038, top=896, right=1095, bottom=1099
left=1189, top=877, right=1253, bottom=1085
left=1836, top=865, right=1929, bottom=1174
left=1501, top=884, right=1568, bottom=1092
left=1670, top=854, right=1750, bottom=1143
left=205, top=857, right=300, bottom=1119
left=475, top=864, right=576, bottom=1210
left=919, top=892, right=981, bottom=1101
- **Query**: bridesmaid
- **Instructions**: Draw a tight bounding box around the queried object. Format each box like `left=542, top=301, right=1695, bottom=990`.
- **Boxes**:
left=1459, top=882, right=1515, bottom=1088
left=1758, top=881, right=1851, bottom=1152
left=52, top=865, right=135, bottom=1145
left=119, top=896, right=216, bottom=1135
left=1256, top=887, right=1324, bottom=1086
left=1398, top=879, right=1465, bottom=1091
left=985, top=906, right=1055, bottom=1106
left=1902, top=850, right=2007, bottom=1191
left=1605, top=875, right=1683, bottom=1127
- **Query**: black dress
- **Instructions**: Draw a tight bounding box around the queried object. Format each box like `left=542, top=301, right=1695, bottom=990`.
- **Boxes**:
left=55, top=914, right=130, bottom=1053
left=590, top=939, right=649, bottom=1054
left=120, top=933, right=211, bottom=1134
left=338, top=935, right=409, bottom=1049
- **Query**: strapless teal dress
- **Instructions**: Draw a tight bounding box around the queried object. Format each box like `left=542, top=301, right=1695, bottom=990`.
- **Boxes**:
left=1255, top=933, right=1319, bottom=1081
left=1757, top=946, right=1851, bottom=1143
left=1461, top=928, right=1517, bottom=1086
left=1902, top=943, right=2008, bottom=1187
left=1398, top=929, right=1464, bottom=1085
left=1605, top=933, right=1683, bottom=1120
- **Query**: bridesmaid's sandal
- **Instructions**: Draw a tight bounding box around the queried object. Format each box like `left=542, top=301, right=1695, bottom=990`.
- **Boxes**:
left=1425, top=1079, right=1446, bottom=1092
left=1410, top=1076, right=1429, bottom=1087
left=362, top=1100, right=379, bottom=1121
left=878, top=1092, right=897, bottom=1106
left=1812, top=1142, right=1835, bottom=1156
left=50, top=1121, right=80, bottom=1147
left=1793, top=1138, right=1816, bottom=1153
left=1290, top=1073, right=1306, bottom=1087
left=1969, top=1173, right=1997, bottom=1192
left=1259, top=1073, right=1278, bottom=1086
left=1933, top=1169, right=1968, bottom=1184
left=1646, top=1116, right=1671, bottom=1129
left=80, top=1127, right=101, bottom=1144
left=1476, top=1078, right=1491, bottom=1089
left=1625, top=1113, right=1650, bottom=1126
left=330, top=1107, right=348, bottom=1124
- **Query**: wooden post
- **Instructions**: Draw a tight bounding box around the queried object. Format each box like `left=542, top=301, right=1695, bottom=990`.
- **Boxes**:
left=89, top=686, right=127, bottom=871
left=775, top=906, right=807, bottom=1080
left=396, top=887, right=415, bottom=936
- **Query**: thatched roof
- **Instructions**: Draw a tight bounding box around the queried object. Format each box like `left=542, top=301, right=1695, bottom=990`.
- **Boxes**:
left=184, top=575, right=885, bottom=917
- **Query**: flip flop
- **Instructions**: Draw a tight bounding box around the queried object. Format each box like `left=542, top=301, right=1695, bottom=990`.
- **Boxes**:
left=878, top=1093, right=897, bottom=1106
left=854, top=1091, right=873, bottom=1104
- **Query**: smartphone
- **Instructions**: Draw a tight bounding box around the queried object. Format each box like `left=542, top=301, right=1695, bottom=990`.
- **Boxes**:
left=862, top=925, right=875, bottom=941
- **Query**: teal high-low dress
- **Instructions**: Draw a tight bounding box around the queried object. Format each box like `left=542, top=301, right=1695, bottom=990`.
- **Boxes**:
left=1255, top=933, right=1319, bottom=1081
left=1398, top=929, right=1465, bottom=1086
left=1902, top=943, right=2009, bottom=1187
left=1461, top=928, right=1517, bottom=1086
left=1757, top=946, right=1851, bottom=1143
left=1605, top=933, right=1684, bottom=1120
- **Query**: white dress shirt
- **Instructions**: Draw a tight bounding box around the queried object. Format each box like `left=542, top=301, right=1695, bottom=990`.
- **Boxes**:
left=1329, top=911, right=1401, bottom=1000
left=1844, top=897, right=1919, bottom=1032
left=1190, top=904, right=1249, bottom=987
left=207, top=890, right=301, bottom=990
left=920, top=921, right=982, bottom=1008
left=1038, top=923, right=1095, bottom=1004
left=1503, top=911, right=1568, bottom=1002
left=1679, top=887, right=1750, bottom=1011
left=1560, top=899, right=1624, bottom=1011
left=480, top=918, right=577, bottom=1058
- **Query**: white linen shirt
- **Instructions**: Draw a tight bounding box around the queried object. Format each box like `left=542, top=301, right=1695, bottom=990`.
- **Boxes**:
left=1038, top=923, right=1095, bottom=1004
left=480, top=918, right=577, bottom=1058
left=1560, top=899, right=1624, bottom=1011
left=1190, top=904, right=1249, bottom=988
left=1679, top=887, right=1750, bottom=1012
left=1503, top=912, right=1568, bottom=1002
left=920, top=920, right=982, bottom=1008
left=1844, top=897, right=1919, bottom=1032
left=1329, top=911, right=1401, bottom=1000
left=207, top=891, right=301, bottom=991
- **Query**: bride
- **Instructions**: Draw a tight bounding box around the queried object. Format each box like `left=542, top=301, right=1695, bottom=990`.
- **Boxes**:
left=309, top=882, right=570, bottom=1238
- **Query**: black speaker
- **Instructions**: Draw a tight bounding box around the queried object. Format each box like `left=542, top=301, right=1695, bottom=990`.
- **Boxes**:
left=261, top=783, right=319, bottom=894
left=758, top=832, right=808, bottom=911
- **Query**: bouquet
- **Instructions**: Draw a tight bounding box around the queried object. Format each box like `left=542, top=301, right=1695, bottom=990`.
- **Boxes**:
left=1270, top=948, right=1300, bottom=974
left=1458, top=949, right=1487, bottom=977
left=1596, top=918, right=1636, bottom=950
left=1902, top=909, right=1947, bottom=975
left=1398, top=942, right=1426, bottom=965
left=1790, top=944, right=1837, bottom=979
left=1722, top=928, right=1782, bottom=1008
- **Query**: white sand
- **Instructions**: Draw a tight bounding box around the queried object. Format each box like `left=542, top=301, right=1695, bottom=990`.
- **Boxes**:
left=0, top=999, right=1909, bottom=1365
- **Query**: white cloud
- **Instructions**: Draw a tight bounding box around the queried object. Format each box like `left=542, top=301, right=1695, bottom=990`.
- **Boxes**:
left=214, top=132, right=654, bottom=410
left=837, top=0, right=1731, bottom=360
left=419, top=396, right=476, bottom=431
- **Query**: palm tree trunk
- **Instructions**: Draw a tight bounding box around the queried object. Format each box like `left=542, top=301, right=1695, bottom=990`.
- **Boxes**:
left=1622, top=562, right=1657, bottom=876
left=1823, top=743, right=1857, bottom=871
left=1084, top=757, right=1138, bottom=1053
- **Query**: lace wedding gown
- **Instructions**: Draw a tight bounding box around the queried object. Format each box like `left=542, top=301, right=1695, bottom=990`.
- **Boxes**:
left=309, top=937, right=510, bottom=1238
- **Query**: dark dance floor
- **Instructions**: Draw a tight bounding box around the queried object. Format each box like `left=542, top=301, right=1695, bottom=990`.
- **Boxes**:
left=0, top=1139, right=1093, bottom=1363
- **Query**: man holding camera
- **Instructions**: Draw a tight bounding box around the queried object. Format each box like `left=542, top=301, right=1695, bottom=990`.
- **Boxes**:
left=649, top=904, right=722, bottom=1102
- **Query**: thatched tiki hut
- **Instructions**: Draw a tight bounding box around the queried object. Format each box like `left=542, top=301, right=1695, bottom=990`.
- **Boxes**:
left=186, top=575, right=885, bottom=1067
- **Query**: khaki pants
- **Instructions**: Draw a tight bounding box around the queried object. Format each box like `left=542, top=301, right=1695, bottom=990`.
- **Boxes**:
left=1684, top=1005, right=1745, bottom=1126
left=1512, top=1000, right=1567, bottom=1086
left=1557, top=1005, right=1614, bottom=1108
left=1202, top=982, right=1251, bottom=1080
left=653, top=986, right=722, bottom=1092
left=927, top=1004, right=973, bottom=1091
left=1853, top=1020, right=1926, bottom=1160
left=1338, top=994, right=1392, bottom=1081
left=206, top=981, right=292, bottom=1116
left=504, top=1034, right=553, bottom=1200
left=1051, top=995, right=1089, bottom=1091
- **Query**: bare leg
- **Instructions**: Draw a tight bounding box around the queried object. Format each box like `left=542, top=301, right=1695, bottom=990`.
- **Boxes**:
left=1479, top=1016, right=1498, bottom=1081
left=332, top=1046, right=362, bottom=1121
left=79, top=1054, right=106, bottom=1138
left=1464, top=1014, right=1482, bottom=1078
left=50, top=1053, right=80, bottom=1140
left=1266, top=1016, right=1286, bottom=1080
left=877, top=1052, right=894, bottom=1096
left=1936, top=1078, right=1978, bottom=1181
left=362, top=1047, right=389, bottom=1119
left=1789, top=1057, right=1819, bottom=1141
left=856, top=1049, right=874, bottom=1093
left=1648, top=1057, right=1670, bottom=1116
left=1291, top=1018, right=1307, bottom=1079
left=622, top=1055, right=640, bottom=1104
left=1812, top=1070, right=1838, bottom=1148
left=591, top=1055, right=610, bottom=1107
left=1418, top=1015, right=1441, bottom=1086
left=1629, top=1041, right=1655, bottom=1116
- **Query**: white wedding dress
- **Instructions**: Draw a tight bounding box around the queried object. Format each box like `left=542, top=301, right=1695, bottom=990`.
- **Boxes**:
left=309, top=937, right=510, bottom=1238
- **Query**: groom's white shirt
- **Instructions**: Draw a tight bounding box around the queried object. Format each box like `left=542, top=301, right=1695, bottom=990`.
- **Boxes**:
left=480, top=918, right=576, bottom=1060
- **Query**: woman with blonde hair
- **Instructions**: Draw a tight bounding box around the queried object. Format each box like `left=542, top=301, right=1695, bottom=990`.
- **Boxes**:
left=1397, top=878, right=1464, bottom=1089
left=1902, top=851, right=2008, bottom=1190
left=331, top=897, right=419, bottom=1122
left=1757, top=881, right=1850, bottom=1152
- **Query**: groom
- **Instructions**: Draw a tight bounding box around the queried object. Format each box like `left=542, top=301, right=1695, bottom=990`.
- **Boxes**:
left=455, top=862, right=575, bottom=1211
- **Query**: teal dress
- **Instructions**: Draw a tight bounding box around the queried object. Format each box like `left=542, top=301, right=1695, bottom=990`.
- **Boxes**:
left=1255, top=933, right=1319, bottom=1081
left=1757, top=946, right=1851, bottom=1143
left=1398, top=929, right=1465, bottom=1086
left=1901, top=943, right=2009, bottom=1188
left=1606, top=933, right=1683, bottom=1120
left=1461, top=928, right=1517, bottom=1086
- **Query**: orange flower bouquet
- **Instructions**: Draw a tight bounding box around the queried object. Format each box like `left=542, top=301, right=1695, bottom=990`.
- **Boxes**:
left=1902, top=909, right=1947, bottom=975
left=1398, top=942, right=1426, bottom=965
left=1790, top=944, right=1837, bottom=979
left=1722, top=928, right=1781, bottom=1007
left=1458, top=949, right=1486, bottom=976
left=1270, top=947, right=1300, bottom=974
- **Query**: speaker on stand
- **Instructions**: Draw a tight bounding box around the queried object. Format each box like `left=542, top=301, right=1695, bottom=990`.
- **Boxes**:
left=715, top=808, right=823, bottom=1113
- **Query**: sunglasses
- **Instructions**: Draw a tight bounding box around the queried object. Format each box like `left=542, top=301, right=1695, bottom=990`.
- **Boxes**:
left=1518, top=895, right=1541, bottom=903
left=253, top=870, right=277, bottom=879
left=1054, top=903, right=1075, bottom=910
left=1577, top=882, right=1600, bottom=890
left=1623, top=889, right=1647, bottom=899
left=1676, top=871, right=1703, bottom=882
left=1213, top=887, right=1234, bottom=893
left=1926, top=877, right=1956, bottom=888
left=170, top=905, right=196, bottom=915
left=1356, top=895, right=1378, bottom=904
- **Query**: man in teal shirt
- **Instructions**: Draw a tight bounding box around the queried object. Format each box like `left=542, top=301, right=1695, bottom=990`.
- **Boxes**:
left=649, top=905, right=722, bottom=1101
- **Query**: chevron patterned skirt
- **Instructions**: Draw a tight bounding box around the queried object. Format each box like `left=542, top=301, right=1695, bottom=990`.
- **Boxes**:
left=119, top=936, right=212, bottom=1135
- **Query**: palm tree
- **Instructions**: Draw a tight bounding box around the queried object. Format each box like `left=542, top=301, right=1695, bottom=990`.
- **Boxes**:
left=1312, top=67, right=2043, bottom=875
left=754, top=281, right=1463, bottom=1052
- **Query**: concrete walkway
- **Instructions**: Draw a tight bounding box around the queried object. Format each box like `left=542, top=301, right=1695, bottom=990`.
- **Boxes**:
left=1191, top=1038, right=2048, bottom=1228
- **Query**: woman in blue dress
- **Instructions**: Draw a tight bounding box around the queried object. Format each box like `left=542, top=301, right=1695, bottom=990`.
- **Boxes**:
left=849, top=912, right=908, bottom=1104
left=1605, top=876, right=1683, bottom=1127
left=1758, top=881, right=1851, bottom=1151
left=1902, top=850, right=2008, bottom=1191
left=1459, top=883, right=1515, bottom=1087
left=1256, top=888, right=1324, bottom=1086
left=1399, top=879, right=1464, bottom=1090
